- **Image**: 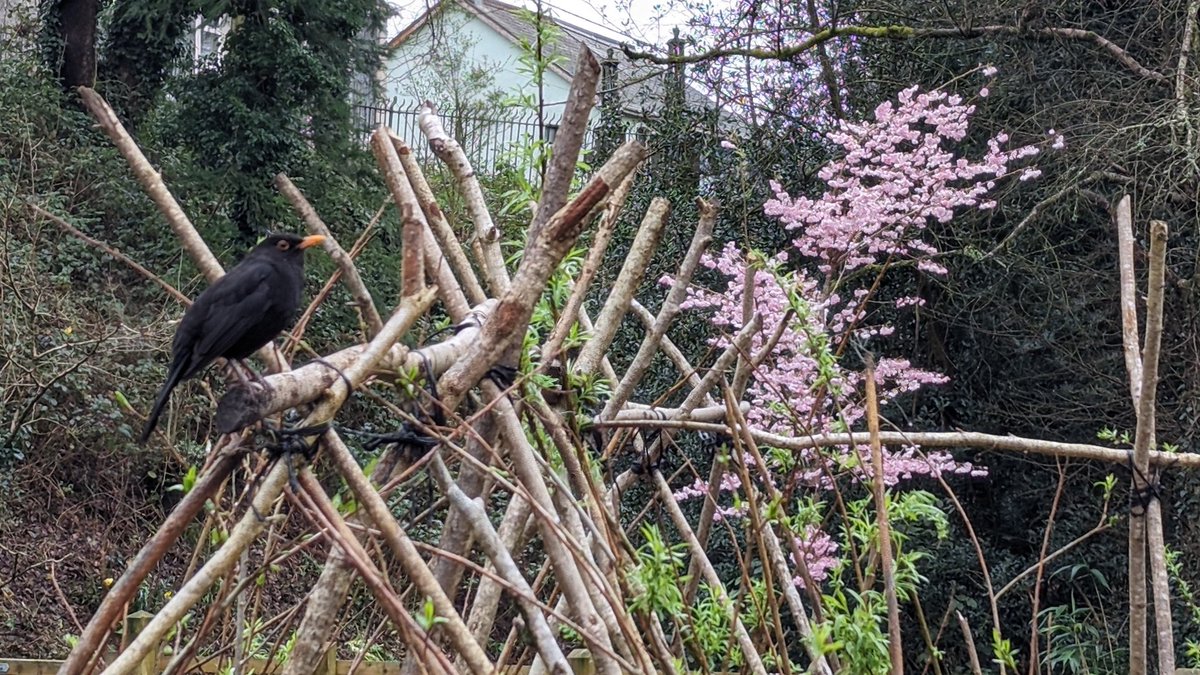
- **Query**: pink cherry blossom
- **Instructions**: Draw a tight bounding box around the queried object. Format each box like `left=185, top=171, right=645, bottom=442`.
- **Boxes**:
left=669, top=79, right=1036, bottom=591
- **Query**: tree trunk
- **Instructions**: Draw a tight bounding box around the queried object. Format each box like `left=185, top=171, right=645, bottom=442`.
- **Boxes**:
left=52, top=0, right=97, bottom=89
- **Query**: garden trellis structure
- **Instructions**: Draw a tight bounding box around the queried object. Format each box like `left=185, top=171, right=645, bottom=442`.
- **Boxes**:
left=48, top=45, right=1190, bottom=675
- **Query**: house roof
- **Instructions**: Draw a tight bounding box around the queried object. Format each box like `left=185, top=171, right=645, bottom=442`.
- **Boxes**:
left=386, top=0, right=711, bottom=120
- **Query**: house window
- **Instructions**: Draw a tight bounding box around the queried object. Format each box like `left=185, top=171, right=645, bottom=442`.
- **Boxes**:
left=192, top=16, right=227, bottom=67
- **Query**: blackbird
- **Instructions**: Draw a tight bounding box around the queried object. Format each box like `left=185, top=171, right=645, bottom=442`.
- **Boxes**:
left=140, top=233, right=326, bottom=442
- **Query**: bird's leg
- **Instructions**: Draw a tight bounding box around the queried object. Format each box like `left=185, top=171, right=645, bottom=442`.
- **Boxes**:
left=225, top=359, right=253, bottom=389
left=227, top=359, right=269, bottom=394
left=241, top=359, right=268, bottom=386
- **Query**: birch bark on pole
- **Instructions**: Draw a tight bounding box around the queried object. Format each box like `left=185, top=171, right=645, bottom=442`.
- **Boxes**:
left=400, top=201, right=426, bottom=297
left=320, top=427, right=495, bottom=675
left=394, top=419, right=500, bottom=675
left=464, top=491, right=535, bottom=647
left=213, top=300, right=495, bottom=434
left=77, top=86, right=223, bottom=281
left=417, top=102, right=511, bottom=294
left=1115, top=202, right=1173, bottom=673
left=574, top=197, right=670, bottom=375
left=1115, top=195, right=1147, bottom=675
left=389, top=133, right=488, bottom=306
left=370, top=127, right=427, bottom=298
left=528, top=44, right=600, bottom=244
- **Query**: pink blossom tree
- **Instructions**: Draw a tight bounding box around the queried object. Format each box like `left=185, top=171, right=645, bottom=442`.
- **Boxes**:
left=674, top=75, right=1047, bottom=584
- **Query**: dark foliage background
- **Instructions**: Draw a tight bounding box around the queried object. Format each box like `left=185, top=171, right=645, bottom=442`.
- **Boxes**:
left=6, top=0, right=1200, bottom=668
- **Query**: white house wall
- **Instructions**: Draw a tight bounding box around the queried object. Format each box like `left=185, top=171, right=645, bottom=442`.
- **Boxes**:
left=382, top=5, right=588, bottom=118
left=378, top=4, right=617, bottom=181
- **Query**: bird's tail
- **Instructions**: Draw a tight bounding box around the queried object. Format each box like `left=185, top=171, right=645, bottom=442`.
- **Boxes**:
left=140, top=363, right=186, bottom=444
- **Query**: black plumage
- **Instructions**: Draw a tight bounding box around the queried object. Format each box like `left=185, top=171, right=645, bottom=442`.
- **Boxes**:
left=140, top=233, right=325, bottom=442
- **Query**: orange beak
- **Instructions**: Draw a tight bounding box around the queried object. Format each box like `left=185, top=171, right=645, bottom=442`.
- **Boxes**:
left=298, top=234, right=326, bottom=250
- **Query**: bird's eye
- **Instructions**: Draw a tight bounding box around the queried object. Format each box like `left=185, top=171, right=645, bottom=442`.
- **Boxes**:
left=276, top=240, right=290, bottom=251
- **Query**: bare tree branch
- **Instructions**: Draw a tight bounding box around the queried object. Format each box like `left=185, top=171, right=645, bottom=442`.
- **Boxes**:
left=623, top=24, right=1168, bottom=83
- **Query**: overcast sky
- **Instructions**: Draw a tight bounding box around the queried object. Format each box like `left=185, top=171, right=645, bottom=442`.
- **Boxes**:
left=387, top=0, right=696, bottom=48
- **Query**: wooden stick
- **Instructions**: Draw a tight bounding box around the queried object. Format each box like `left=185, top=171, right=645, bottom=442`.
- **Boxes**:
left=370, top=127, right=428, bottom=301
left=389, top=132, right=488, bottom=306
left=428, top=454, right=571, bottom=673
left=212, top=300, right=495, bottom=434
left=77, top=87, right=223, bottom=282
left=319, top=429, right=494, bottom=675
left=294, top=471, right=453, bottom=674
left=628, top=299, right=710, bottom=395
left=540, top=171, right=635, bottom=369
left=528, top=44, right=600, bottom=244
left=400, top=202, right=426, bottom=297
left=956, top=611, right=984, bottom=675
left=575, top=197, right=670, bottom=375
left=866, top=356, right=903, bottom=673
left=418, top=102, right=511, bottom=294
left=602, top=198, right=715, bottom=417
left=1132, top=220, right=1173, bottom=673
left=721, top=387, right=831, bottom=673
left=274, top=173, right=384, bottom=337
left=652, top=470, right=769, bottom=675
left=1116, top=196, right=1142, bottom=403
left=592, top=420, right=1200, bottom=469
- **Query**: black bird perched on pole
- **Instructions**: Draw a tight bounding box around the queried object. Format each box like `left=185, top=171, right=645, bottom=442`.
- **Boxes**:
left=140, top=233, right=326, bottom=443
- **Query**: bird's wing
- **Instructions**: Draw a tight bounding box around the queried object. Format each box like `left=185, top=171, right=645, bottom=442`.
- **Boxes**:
left=188, top=266, right=281, bottom=362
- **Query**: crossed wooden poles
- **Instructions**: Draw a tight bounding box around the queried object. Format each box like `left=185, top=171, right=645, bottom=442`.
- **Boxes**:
left=42, top=46, right=1189, bottom=675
